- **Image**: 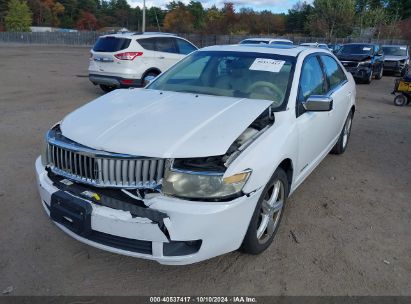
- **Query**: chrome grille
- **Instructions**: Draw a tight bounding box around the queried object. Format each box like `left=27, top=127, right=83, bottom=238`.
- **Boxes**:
left=47, top=144, right=166, bottom=189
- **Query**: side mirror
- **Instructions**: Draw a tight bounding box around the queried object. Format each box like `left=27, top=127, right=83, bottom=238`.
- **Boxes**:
left=143, top=75, right=157, bottom=86
left=302, top=95, right=333, bottom=112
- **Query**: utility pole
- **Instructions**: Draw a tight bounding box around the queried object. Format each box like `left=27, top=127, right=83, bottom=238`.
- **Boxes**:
left=142, top=0, right=146, bottom=33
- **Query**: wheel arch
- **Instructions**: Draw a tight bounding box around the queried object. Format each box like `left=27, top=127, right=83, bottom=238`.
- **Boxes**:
left=277, top=158, right=293, bottom=194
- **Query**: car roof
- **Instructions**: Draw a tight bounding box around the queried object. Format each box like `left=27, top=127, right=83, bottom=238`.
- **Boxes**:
left=343, top=43, right=376, bottom=46
left=200, top=44, right=321, bottom=57
left=242, top=38, right=292, bottom=43
left=300, top=42, right=327, bottom=45
left=100, top=32, right=179, bottom=39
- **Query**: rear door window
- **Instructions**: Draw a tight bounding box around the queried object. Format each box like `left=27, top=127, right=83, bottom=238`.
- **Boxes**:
left=175, top=38, right=197, bottom=55
left=155, top=37, right=178, bottom=54
left=93, top=37, right=131, bottom=52
left=137, top=38, right=156, bottom=51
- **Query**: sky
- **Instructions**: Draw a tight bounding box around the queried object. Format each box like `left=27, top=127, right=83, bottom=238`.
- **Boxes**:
left=126, top=0, right=306, bottom=14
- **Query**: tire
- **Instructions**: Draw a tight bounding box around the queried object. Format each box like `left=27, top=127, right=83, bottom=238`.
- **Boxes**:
left=375, top=65, right=383, bottom=80
left=401, top=66, right=408, bottom=77
left=240, top=168, right=288, bottom=254
left=331, top=111, right=353, bottom=155
left=394, top=94, right=407, bottom=107
left=142, top=72, right=159, bottom=86
left=99, top=84, right=115, bottom=93
left=364, top=71, right=373, bottom=84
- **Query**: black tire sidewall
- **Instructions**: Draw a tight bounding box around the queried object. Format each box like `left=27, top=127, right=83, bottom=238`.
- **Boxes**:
left=99, top=84, right=114, bottom=93
left=240, top=168, right=289, bottom=255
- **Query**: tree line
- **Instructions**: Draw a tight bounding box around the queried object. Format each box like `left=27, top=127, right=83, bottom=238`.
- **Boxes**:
left=0, top=0, right=410, bottom=40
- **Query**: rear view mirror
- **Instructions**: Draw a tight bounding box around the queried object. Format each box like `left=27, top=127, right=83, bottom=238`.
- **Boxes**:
left=303, top=96, right=333, bottom=112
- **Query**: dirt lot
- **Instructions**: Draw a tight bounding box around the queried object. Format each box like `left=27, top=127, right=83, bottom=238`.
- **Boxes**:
left=0, top=45, right=410, bottom=296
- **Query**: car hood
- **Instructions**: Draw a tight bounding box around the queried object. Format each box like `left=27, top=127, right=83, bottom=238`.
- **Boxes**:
left=384, top=55, right=408, bottom=61
left=337, top=54, right=372, bottom=62
left=61, top=89, right=273, bottom=158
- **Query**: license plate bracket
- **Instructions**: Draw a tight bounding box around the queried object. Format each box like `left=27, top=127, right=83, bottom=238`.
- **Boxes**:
left=50, top=191, right=93, bottom=236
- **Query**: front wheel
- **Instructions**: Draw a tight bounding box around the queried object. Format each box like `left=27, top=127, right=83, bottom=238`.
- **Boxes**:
left=364, top=71, right=373, bottom=84
left=375, top=65, right=383, bottom=80
left=240, top=168, right=288, bottom=254
left=331, top=111, right=353, bottom=154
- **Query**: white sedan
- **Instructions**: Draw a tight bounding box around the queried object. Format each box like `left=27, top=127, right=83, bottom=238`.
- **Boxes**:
left=35, top=44, right=356, bottom=265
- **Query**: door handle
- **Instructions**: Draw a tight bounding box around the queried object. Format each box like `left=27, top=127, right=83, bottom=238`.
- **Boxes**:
left=158, top=56, right=165, bottom=59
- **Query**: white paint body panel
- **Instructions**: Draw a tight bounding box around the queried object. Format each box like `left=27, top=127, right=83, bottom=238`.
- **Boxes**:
left=36, top=157, right=261, bottom=265
left=61, top=89, right=273, bottom=158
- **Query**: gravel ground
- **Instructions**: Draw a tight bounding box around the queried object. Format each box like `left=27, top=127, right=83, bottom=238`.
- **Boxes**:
left=0, top=45, right=410, bottom=296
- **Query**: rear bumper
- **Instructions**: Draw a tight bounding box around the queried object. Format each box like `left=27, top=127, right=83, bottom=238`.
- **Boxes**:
left=35, top=157, right=262, bottom=265
left=89, top=74, right=142, bottom=88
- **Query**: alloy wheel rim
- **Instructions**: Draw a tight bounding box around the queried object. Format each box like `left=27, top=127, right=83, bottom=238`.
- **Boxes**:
left=256, top=179, right=285, bottom=244
left=342, top=116, right=352, bottom=148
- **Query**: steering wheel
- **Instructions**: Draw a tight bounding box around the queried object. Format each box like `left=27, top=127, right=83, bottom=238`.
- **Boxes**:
left=247, top=81, right=284, bottom=102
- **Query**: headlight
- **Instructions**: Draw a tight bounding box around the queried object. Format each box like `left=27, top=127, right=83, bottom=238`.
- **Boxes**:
left=163, top=168, right=251, bottom=200
left=358, top=59, right=371, bottom=66
left=399, top=59, right=406, bottom=64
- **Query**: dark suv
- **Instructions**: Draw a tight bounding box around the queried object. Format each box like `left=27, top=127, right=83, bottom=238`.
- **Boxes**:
left=336, top=43, right=384, bottom=84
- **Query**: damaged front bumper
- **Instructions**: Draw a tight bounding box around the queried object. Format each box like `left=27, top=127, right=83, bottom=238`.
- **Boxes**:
left=35, top=157, right=262, bottom=265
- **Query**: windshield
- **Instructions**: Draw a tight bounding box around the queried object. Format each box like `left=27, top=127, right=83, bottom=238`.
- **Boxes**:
left=382, top=46, right=407, bottom=56
left=148, top=51, right=295, bottom=110
left=338, top=44, right=373, bottom=55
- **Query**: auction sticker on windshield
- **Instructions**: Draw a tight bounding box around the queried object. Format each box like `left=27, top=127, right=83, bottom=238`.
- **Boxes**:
left=249, top=58, right=285, bottom=73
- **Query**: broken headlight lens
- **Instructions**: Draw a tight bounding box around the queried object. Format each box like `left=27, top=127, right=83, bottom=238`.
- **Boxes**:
left=163, top=169, right=251, bottom=200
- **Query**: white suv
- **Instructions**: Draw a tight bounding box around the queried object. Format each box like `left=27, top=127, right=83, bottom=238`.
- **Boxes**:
left=89, top=32, right=198, bottom=92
